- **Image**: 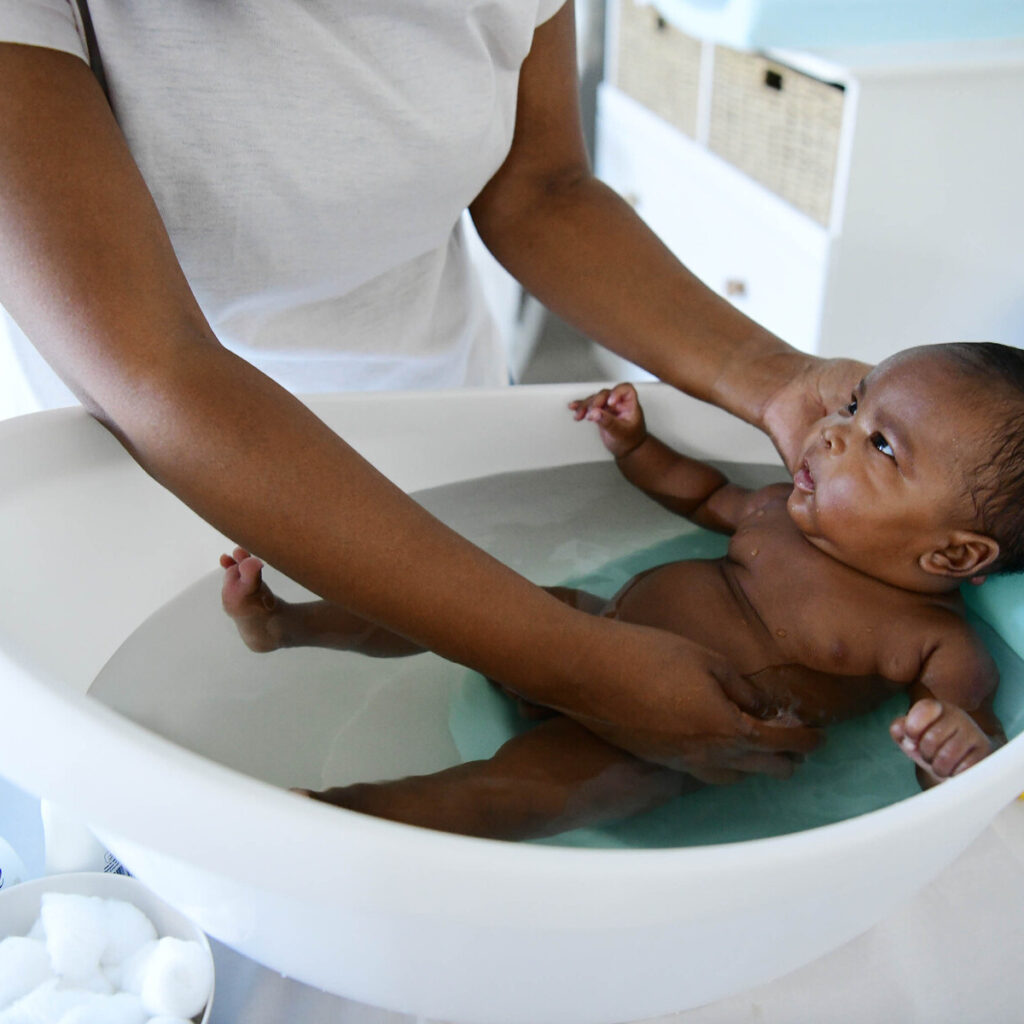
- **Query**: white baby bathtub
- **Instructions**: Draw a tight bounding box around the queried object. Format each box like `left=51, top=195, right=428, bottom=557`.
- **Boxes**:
left=1, top=384, right=1023, bottom=1024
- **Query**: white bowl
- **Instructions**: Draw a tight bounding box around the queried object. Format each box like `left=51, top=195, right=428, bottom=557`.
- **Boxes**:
left=0, top=870, right=214, bottom=1023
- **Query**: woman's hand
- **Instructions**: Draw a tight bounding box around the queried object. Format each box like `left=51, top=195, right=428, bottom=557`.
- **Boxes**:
left=760, top=356, right=871, bottom=472
left=522, top=617, right=824, bottom=784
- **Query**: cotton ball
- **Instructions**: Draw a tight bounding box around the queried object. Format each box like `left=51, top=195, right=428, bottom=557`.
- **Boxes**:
left=0, top=979, right=100, bottom=1024
left=40, top=893, right=108, bottom=981
left=0, top=937, right=53, bottom=1010
left=101, top=899, right=157, bottom=967
left=57, top=991, right=148, bottom=1024
left=106, top=940, right=157, bottom=995
left=56, top=972, right=113, bottom=995
left=26, top=918, right=44, bottom=942
left=139, top=937, right=213, bottom=1020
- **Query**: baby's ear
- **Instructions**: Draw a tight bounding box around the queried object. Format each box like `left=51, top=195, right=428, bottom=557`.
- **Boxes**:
left=920, top=531, right=1000, bottom=578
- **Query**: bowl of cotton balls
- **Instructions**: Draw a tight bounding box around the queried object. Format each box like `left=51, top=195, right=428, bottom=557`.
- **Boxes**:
left=0, top=871, right=214, bottom=1023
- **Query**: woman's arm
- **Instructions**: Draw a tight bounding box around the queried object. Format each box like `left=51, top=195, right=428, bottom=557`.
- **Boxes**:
left=0, top=43, right=821, bottom=780
left=470, top=3, right=867, bottom=468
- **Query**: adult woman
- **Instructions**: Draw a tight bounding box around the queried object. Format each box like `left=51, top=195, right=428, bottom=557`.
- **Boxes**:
left=0, top=2, right=859, bottom=780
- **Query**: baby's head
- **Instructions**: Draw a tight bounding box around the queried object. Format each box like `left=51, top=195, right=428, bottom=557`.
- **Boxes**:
left=787, top=342, right=1024, bottom=591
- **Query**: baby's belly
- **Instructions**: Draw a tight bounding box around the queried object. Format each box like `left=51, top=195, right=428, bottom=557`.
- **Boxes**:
left=604, top=560, right=897, bottom=727
left=605, top=560, right=760, bottom=658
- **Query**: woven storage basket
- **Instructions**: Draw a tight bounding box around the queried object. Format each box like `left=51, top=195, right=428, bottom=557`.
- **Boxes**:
left=614, top=0, right=702, bottom=138
left=709, top=46, right=844, bottom=225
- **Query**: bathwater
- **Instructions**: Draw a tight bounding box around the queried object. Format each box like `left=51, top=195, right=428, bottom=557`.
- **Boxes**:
left=89, top=462, right=1024, bottom=848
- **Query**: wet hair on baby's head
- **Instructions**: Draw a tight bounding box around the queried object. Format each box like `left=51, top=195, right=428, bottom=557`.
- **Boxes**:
left=939, top=342, right=1024, bottom=574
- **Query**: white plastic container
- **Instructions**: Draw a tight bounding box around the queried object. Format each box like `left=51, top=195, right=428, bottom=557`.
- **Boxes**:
left=0, top=871, right=214, bottom=1023
left=0, top=386, right=1022, bottom=1024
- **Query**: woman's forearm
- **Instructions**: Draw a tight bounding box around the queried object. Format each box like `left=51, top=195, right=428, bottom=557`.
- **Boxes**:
left=140, top=346, right=595, bottom=684
left=469, top=6, right=810, bottom=431
left=478, top=173, right=804, bottom=424
left=0, top=45, right=592, bottom=699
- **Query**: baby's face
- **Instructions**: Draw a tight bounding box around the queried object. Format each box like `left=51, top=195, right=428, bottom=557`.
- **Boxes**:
left=787, top=347, right=986, bottom=584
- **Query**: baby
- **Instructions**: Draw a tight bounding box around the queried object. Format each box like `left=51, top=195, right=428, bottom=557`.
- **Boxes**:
left=221, top=342, right=1020, bottom=839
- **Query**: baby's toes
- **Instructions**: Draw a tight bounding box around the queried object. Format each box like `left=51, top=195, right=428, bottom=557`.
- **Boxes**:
left=221, top=558, right=265, bottom=612
left=235, top=554, right=265, bottom=589
left=220, top=566, right=246, bottom=611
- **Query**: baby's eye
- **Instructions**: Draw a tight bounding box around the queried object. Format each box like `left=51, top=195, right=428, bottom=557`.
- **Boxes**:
left=845, top=396, right=858, bottom=416
left=871, top=432, right=894, bottom=458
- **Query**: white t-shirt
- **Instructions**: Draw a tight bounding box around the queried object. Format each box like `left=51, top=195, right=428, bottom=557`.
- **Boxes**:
left=0, top=0, right=566, bottom=411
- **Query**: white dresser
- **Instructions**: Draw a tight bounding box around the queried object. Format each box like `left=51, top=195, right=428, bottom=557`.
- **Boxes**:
left=597, top=0, right=1024, bottom=366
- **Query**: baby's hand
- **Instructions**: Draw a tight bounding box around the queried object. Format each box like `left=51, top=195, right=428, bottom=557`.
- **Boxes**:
left=890, top=698, right=993, bottom=784
left=569, top=383, right=647, bottom=458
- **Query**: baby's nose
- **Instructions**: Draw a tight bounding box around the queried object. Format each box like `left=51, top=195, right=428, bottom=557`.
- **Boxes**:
left=821, top=422, right=845, bottom=452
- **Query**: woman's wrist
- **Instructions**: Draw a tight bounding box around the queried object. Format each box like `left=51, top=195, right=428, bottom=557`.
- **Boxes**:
left=710, top=338, right=815, bottom=431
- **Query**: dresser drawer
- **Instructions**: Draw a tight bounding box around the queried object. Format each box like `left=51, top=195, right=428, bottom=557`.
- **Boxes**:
left=613, top=0, right=702, bottom=138
left=708, top=46, right=844, bottom=226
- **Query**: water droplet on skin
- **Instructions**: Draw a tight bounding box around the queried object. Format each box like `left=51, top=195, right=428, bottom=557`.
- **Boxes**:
left=750, top=549, right=759, bottom=557
left=775, top=628, right=787, bottom=638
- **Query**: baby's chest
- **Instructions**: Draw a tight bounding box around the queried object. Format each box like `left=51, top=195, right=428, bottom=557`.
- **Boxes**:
left=728, top=517, right=907, bottom=678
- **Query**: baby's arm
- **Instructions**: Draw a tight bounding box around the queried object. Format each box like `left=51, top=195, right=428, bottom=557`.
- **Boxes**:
left=888, top=622, right=1005, bottom=787
left=220, top=548, right=424, bottom=656
left=570, top=384, right=755, bottom=533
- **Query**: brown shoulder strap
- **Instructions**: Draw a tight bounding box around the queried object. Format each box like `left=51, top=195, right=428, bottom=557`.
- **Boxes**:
left=73, top=0, right=112, bottom=104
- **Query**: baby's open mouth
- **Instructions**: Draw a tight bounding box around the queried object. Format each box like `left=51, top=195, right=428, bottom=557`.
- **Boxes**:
left=793, top=460, right=815, bottom=493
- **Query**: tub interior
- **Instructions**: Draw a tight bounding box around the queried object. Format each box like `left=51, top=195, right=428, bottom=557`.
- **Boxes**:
left=88, top=461, right=784, bottom=808
left=89, top=457, right=1024, bottom=849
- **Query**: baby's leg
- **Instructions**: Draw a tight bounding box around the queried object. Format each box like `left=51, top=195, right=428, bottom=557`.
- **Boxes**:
left=220, top=547, right=423, bottom=656
left=297, top=716, right=698, bottom=840
left=890, top=699, right=994, bottom=784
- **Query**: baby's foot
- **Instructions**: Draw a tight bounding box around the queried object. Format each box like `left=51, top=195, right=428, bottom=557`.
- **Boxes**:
left=890, top=698, right=992, bottom=782
left=220, top=547, right=288, bottom=653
